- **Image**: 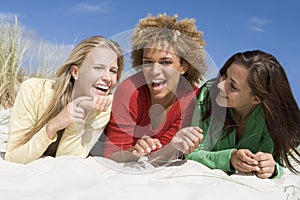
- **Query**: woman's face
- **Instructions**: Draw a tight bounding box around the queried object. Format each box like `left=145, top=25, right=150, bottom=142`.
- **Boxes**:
left=142, top=45, right=186, bottom=103
left=72, top=46, right=119, bottom=98
left=216, top=62, right=259, bottom=111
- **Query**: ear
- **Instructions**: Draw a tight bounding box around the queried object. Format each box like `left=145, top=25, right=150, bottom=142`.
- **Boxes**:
left=180, top=63, right=188, bottom=75
left=71, top=65, right=79, bottom=80
left=251, top=96, right=261, bottom=105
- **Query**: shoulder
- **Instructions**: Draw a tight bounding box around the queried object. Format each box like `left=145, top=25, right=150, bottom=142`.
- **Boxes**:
left=197, top=78, right=218, bottom=103
left=251, top=105, right=265, bottom=123
left=19, top=78, right=55, bottom=95
left=21, top=78, right=55, bottom=90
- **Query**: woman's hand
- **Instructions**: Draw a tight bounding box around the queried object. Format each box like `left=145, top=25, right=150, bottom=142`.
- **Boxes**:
left=230, top=149, right=260, bottom=173
left=254, top=152, right=276, bottom=179
left=78, top=96, right=112, bottom=113
left=170, top=127, right=203, bottom=154
left=132, top=136, right=162, bottom=157
left=46, top=96, right=91, bottom=139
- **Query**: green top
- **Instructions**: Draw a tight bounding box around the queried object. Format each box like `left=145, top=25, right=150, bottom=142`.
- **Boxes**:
left=186, top=80, right=283, bottom=179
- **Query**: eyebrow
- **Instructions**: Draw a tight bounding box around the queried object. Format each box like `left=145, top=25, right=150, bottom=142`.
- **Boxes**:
left=142, top=56, right=173, bottom=60
left=226, top=67, right=239, bottom=85
left=229, top=77, right=240, bottom=88
left=230, top=77, right=237, bottom=83
left=94, top=63, right=118, bottom=69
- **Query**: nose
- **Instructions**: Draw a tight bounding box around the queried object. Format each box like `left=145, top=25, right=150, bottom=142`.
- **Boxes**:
left=217, top=77, right=225, bottom=91
left=150, top=63, right=162, bottom=75
left=100, top=69, right=111, bottom=82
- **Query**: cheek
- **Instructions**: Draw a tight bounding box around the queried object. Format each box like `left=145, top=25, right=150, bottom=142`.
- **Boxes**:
left=142, top=68, right=152, bottom=81
left=165, top=67, right=180, bottom=78
left=111, top=74, right=118, bottom=86
left=84, top=71, right=98, bottom=80
left=142, top=67, right=151, bottom=74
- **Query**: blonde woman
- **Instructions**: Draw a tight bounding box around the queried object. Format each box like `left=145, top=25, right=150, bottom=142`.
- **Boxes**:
left=5, top=36, right=124, bottom=164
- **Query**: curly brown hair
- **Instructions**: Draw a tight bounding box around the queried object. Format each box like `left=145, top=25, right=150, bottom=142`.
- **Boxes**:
left=131, top=13, right=207, bottom=86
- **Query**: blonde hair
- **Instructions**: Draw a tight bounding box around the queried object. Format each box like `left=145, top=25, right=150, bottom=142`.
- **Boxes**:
left=131, top=13, right=207, bottom=86
left=15, top=36, right=124, bottom=155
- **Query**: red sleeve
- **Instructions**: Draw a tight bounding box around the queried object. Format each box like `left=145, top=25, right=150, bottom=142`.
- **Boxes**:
left=103, top=80, right=138, bottom=158
left=179, top=85, right=199, bottom=128
left=158, top=118, right=181, bottom=146
left=103, top=73, right=150, bottom=158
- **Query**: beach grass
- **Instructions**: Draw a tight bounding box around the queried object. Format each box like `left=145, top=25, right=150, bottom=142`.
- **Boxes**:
left=0, top=16, right=26, bottom=109
left=0, top=16, right=65, bottom=109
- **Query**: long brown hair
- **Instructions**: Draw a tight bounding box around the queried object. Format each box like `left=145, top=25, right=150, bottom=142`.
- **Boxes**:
left=205, top=50, right=299, bottom=173
left=14, top=36, right=124, bottom=155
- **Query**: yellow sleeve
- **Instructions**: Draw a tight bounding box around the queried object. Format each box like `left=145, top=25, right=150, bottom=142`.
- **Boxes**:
left=56, top=95, right=112, bottom=158
left=5, top=78, right=57, bottom=164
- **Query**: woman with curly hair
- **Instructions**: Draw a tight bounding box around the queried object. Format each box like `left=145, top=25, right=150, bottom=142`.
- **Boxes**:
left=187, top=50, right=300, bottom=179
left=5, top=36, right=124, bottom=164
left=103, top=14, right=206, bottom=165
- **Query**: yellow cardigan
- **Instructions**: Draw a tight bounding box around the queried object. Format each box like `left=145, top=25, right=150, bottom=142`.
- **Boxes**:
left=5, top=78, right=111, bottom=164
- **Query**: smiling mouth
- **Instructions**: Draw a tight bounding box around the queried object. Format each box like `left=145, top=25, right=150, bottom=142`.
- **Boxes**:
left=218, top=91, right=227, bottom=98
left=93, top=85, right=109, bottom=93
left=151, top=80, right=167, bottom=90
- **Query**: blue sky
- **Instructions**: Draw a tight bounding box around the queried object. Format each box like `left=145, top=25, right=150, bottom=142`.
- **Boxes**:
left=1, top=0, right=299, bottom=105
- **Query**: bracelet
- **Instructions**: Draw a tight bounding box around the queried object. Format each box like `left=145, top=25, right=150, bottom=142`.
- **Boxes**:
left=177, top=151, right=185, bottom=159
left=269, top=165, right=278, bottom=179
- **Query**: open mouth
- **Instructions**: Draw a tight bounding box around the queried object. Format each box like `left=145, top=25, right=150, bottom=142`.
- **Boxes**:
left=93, top=85, right=109, bottom=94
left=151, top=80, right=167, bottom=91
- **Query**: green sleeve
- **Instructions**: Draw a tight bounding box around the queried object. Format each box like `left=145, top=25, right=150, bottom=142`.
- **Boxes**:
left=186, top=148, right=236, bottom=172
left=270, top=163, right=284, bottom=179
left=188, top=80, right=237, bottom=172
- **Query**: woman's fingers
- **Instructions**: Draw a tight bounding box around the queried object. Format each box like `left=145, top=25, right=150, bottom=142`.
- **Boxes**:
left=78, top=96, right=112, bottom=112
left=181, top=127, right=203, bottom=153
left=133, top=136, right=162, bottom=155
left=73, top=96, right=92, bottom=107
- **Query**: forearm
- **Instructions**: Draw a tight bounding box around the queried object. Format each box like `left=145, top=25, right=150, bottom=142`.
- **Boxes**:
left=5, top=125, right=56, bottom=164
left=56, top=123, right=88, bottom=158
left=109, top=148, right=139, bottom=163
left=56, top=110, right=110, bottom=158
left=149, top=143, right=178, bottom=166
left=186, top=148, right=235, bottom=172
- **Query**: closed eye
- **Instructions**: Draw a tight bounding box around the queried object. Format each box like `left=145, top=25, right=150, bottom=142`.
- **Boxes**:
left=93, top=66, right=105, bottom=70
left=230, top=82, right=237, bottom=90
left=110, top=67, right=118, bottom=74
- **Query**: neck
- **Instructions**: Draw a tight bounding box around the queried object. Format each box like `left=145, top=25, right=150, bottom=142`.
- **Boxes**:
left=151, top=93, right=176, bottom=109
left=234, top=105, right=257, bottom=124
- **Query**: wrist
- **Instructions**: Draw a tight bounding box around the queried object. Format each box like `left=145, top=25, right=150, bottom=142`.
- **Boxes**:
left=46, top=121, right=58, bottom=140
left=269, top=165, right=278, bottom=179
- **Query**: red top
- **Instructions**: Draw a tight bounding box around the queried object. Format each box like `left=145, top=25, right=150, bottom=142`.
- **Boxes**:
left=103, top=72, right=198, bottom=158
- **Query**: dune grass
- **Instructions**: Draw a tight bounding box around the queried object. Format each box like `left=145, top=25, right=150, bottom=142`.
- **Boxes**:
left=0, top=16, right=27, bottom=109
left=0, top=16, right=67, bottom=109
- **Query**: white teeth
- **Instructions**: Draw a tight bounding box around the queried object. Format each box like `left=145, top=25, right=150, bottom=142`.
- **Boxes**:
left=95, top=85, right=108, bottom=90
left=99, top=86, right=108, bottom=90
left=152, top=80, right=165, bottom=83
